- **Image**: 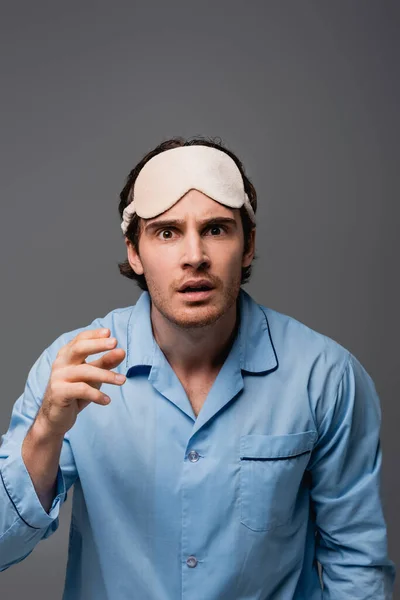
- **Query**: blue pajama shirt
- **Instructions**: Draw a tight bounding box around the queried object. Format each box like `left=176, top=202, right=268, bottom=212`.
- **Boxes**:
left=0, top=288, right=396, bottom=598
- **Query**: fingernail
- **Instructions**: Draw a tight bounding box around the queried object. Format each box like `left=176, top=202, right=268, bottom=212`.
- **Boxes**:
left=115, top=374, right=126, bottom=383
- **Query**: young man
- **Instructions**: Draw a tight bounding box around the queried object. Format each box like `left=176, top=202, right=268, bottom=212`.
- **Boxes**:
left=0, top=137, right=396, bottom=598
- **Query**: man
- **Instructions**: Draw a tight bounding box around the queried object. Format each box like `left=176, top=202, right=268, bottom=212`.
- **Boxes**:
left=0, top=137, right=396, bottom=598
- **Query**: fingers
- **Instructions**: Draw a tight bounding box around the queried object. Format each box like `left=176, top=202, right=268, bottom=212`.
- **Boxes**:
left=55, top=328, right=120, bottom=367
left=52, top=380, right=111, bottom=406
left=57, top=363, right=126, bottom=386
left=89, top=347, right=126, bottom=370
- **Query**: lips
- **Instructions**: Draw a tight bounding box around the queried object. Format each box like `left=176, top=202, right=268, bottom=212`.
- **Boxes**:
left=178, top=279, right=214, bottom=293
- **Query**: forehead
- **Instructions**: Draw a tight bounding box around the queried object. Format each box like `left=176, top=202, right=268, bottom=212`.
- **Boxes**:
left=144, top=189, right=239, bottom=226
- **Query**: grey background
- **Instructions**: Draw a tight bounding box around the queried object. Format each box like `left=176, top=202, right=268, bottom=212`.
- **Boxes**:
left=0, top=1, right=398, bottom=598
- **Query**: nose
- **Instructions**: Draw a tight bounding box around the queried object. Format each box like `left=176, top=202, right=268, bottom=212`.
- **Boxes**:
left=180, top=231, right=211, bottom=270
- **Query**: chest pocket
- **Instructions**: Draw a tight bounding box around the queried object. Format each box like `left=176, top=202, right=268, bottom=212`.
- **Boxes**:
left=239, top=430, right=317, bottom=532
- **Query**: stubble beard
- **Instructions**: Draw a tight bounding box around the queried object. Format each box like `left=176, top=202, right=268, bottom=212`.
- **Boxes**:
left=145, top=273, right=242, bottom=330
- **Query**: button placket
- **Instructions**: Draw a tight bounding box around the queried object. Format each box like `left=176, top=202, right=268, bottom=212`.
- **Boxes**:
left=182, top=445, right=203, bottom=595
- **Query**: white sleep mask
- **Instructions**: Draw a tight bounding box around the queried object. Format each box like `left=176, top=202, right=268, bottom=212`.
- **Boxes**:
left=121, top=145, right=256, bottom=234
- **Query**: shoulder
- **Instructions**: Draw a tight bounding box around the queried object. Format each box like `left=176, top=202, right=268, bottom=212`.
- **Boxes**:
left=260, top=302, right=350, bottom=370
left=257, top=302, right=355, bottom=421
left=259, top=303, right=380, bottom=429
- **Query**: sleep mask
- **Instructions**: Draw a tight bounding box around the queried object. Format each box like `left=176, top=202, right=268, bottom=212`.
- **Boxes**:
left=121, top=145, right=256, bottom=234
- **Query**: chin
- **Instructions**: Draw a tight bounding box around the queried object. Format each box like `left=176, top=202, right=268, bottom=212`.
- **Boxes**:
left=171, top=306, right=223, bottom=329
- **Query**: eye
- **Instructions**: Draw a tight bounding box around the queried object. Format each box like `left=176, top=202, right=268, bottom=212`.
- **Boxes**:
left=206, top=225, right=227, bottom=236
left=157, top=229, right=175, bottom=240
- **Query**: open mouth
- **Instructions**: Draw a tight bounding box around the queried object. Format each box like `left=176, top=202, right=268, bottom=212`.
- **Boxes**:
left=179, top=286, right=215, bottom=299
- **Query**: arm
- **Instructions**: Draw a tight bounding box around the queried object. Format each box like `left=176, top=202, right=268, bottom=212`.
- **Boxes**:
left=1, top=327, right=125, bottom=571
left=22, top=416, right=65, bottom=514
left=0, top=349, right=77, bottom=571
left=308, top=352, right=396, bottom=599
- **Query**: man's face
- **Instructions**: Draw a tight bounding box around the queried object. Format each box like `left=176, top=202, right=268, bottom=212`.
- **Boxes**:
left=125, top=189, right=255, bottom=329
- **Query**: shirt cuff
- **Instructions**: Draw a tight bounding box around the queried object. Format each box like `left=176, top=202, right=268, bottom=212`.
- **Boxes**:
left=0, top=443, right=66, bottom=529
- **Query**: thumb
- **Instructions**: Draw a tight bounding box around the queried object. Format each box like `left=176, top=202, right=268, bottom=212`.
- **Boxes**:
left=88, top=347, right=126, bottom=371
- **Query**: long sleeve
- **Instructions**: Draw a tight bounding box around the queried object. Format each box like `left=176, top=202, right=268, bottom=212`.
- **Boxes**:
left=0, top=348, right=78, bottom=571
left=308, top=352, right=396, bottom=598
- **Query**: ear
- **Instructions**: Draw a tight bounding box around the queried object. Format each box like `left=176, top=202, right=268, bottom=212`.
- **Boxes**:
left=242, top=228, right=256, bottom=268
left=125, top=237, right=144, bottom=275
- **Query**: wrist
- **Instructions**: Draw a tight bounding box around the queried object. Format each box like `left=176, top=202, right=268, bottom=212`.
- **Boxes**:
left=32, top=413, right=66, bottom=443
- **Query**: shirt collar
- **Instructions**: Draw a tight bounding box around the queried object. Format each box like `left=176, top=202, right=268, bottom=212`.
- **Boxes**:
left=124, top=288, right=278, bottom=377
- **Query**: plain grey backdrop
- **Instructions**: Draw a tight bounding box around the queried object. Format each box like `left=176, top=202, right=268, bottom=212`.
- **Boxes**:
left=0, top=1, right=398, bottom=598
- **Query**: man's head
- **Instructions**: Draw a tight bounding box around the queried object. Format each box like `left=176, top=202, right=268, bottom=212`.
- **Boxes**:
left=117, top=136, right=257, bottom=329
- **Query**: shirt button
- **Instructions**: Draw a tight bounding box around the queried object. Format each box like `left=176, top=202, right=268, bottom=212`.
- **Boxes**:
left=188, top=450, right=200, bottom=462
left=186, top=555, right=198, bottom=568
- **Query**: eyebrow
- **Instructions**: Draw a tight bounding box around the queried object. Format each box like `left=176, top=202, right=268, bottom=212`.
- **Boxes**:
left=144, top=216, right=238, bottom=234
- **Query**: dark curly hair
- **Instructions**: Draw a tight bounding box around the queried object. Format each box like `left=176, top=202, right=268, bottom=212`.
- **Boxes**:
left=117, top=136, right=257, bottom=291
